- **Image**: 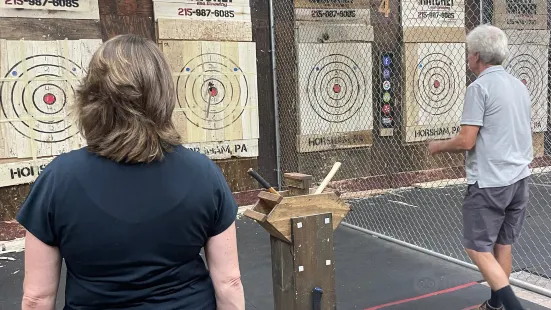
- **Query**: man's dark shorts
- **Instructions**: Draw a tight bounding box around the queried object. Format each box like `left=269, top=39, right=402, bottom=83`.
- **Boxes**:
left=462, top=177, right=529, bottom=252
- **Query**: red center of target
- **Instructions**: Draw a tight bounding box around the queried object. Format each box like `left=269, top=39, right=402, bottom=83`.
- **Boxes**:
left=522, top=79, right=527, bottom=85
left=209, top=87, right=218, bottom=97
left=434, top=80, right=440, bottom=88
left=333, top=84, right=341, bottom=93
left=43, top=93, right=56, bottom=105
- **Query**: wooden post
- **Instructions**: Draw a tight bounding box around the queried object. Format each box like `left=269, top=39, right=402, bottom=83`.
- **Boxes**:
left=271, top=213, right=336, bottom=310
left=243, top=172, right=350, bottom=310
left=284, top=172, right=313, bottom=196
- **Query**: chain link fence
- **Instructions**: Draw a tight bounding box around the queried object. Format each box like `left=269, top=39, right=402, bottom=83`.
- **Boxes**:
left=271, top=0, right=551, bottom=296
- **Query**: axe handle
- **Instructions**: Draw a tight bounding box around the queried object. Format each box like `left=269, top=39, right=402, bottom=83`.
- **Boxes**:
left=315, top=162, right=342, bottom=194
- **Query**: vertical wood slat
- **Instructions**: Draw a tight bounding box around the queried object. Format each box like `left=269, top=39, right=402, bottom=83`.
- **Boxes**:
left=270, top=213, right=336, bottom=310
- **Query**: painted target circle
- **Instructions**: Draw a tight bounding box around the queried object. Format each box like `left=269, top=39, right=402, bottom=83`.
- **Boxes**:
left=0, top=54, right=84, bottom=143
left=176, top=53, right=248, bottom=130
left=505, top=53, right=543, bottom=106
left=414, top=53, right=459, bottom=116
left=307, top=54, right=367, bottom=123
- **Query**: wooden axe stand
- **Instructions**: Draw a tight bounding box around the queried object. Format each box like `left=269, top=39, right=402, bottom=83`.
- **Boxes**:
left=244, top=172, right=350, bottom=310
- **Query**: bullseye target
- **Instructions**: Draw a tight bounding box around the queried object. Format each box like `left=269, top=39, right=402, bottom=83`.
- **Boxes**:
left=504, top=53, right=544, bottom=106
left=306, top=54, right=367, bottom=123
left=176, top=53, right=248, bottom=131
left=297, top=42, right=373, bottom=137
left=414, top=52, right=460, bottom=116
left=404, top=42, right=466, bottom=143
left=0, top=54, right=83, bottom=143
left=503, top=44, right=549, bottom=132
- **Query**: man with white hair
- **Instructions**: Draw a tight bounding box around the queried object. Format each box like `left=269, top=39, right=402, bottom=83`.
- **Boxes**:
left=428, top=24, right=533, bottom=310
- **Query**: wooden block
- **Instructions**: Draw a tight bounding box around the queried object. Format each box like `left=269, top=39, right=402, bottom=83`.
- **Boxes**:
left=401, top=0, right=465, bottom=29
left=243, top=208, right=267, bottom=222
left=153, top=2, right=251, bottom=22
left=157, top=18, right=252, bottom=41
left=493, top=0, right=547, bottom=30
left=297, top=130, right=373, bottom=153
left=284, top=173, right=313, bottom=195
left=182, top=139, right=258, bottom=159
left=258, top=190, right=284, bottom=206
left=0, top=39, right=101, bottom=167
left=295, top=8, right=370, bottom=23
left=503, top=41, right=549, bottom=132
left=0, top=157, right=52, bottom=188
left=153, top=0, right=250, bottom=6
left=159, top=40, right=259, bottom=158
left=403, top=42, right=467, bottom=143
left=296, top=42, right=373, bottom=151
left=403, top=27, right=465, bottom=43
left=295, top=21, right=374, bottom=43
left=259, top=192, right=350, bottom=243
left=0, top=17, right=102, bottom=41
left=284, top=172, right=313, bottom=184
left=504, top=29, right=550, bottom=45
left=0, top=0, right=99, bottom=19
left=294, top=0, right=369, bottom=9
left=291, top=213, right=336, bottom=309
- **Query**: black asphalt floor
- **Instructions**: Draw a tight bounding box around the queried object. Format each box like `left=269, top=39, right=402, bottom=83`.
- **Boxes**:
left=344, top=173, right=551, bottom=282
left=1, top=217, right=549, bottom=309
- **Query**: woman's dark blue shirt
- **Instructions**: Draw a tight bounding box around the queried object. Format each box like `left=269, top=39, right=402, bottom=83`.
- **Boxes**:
left=16, top=145, right=238, bottom=309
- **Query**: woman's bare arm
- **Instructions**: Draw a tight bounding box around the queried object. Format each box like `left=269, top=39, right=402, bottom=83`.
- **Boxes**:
left=21, top=231, right=61, bottom=310
left=204, top=222, right=244, bottom=310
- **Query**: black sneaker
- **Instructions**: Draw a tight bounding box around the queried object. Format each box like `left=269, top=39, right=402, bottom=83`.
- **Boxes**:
left=479, top=300, right=504, bottom=310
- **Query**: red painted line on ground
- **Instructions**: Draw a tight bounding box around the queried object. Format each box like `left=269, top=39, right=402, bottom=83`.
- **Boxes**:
left=364, top=281, right=479, bottom=310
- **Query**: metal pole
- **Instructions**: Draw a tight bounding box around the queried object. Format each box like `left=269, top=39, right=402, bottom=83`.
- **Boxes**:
left=341, top=222, right=551, bottom=298
left=268, top=0, right=282, bottom=190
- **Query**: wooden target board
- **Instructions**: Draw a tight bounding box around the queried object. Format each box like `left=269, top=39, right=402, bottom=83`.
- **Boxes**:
left=0, top=39, right=102, bottom=187
left=502, top=32, right=549, bottom=132
left=160, top=40, right=259, bottom=159
left=296, top=42, right=373, bottom=152
left=404, top=42, right=466, bottom=142
left=401, top=0, right=465, bottom=43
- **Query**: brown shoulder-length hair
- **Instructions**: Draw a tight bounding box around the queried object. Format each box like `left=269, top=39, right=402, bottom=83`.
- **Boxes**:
left=75, top=34, right=181, bottom=163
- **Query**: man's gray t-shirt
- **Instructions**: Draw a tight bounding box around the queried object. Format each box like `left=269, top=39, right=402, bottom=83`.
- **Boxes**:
left=461, top=65, right=533, bottom=188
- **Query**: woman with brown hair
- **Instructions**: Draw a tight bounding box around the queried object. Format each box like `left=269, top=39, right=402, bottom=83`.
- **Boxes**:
left=16, top=34, right=245, bottom=310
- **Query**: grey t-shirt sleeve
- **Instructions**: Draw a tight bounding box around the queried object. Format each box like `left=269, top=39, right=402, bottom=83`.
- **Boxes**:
left=460, top=83, right=486, bottom=127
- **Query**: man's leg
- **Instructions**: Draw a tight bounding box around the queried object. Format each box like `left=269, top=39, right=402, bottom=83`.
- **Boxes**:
left=462, top=182, right=524, bottom=310
left=492, top=178, right=529, bottom=309
left=490, top=244, right=512, bottom=308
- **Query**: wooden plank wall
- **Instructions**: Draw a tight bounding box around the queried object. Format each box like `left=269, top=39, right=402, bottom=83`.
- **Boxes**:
left=0, top=0, right=277, bottom=221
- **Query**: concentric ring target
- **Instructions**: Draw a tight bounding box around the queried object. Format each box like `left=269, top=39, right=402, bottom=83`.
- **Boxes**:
left=0, top=54, right=84, bottom=143
left=176, top=53, right=248, bottom=130
left=505, top=53, right=543, bottom=106
left=306, top=53, right=367, bottom=123
left=414, top=53, right=459, bottom=116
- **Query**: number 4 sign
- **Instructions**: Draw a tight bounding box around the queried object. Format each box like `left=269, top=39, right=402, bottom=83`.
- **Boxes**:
left=378, top=0, right=390, bottom=17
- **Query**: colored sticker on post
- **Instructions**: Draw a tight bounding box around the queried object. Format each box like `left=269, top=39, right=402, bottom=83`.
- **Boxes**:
left=383, top=92, right=391, bottom=102
left=383, top=56, right=392, bottom=67
left=383, top=80, right=391, bottom=90
left=383, top=68, right=391, bottom=79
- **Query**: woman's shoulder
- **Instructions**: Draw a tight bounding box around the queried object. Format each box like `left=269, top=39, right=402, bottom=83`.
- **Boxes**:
left=169, top=145, right=221, bottom=172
